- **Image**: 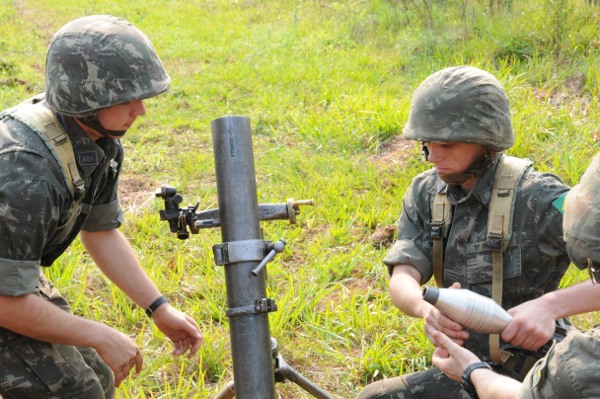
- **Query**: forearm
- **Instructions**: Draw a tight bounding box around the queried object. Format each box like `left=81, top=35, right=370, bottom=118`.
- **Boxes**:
left=81, top=229, right=161, bottom=308
left=470, top=369, right=521, bottom=399
left=389, top=265, right=430, bottom=318
left=537, top=279, right=600, bottom=319
left=81, top=228, right=203, bottom=359
left=0, top=294, right=110, bottom=347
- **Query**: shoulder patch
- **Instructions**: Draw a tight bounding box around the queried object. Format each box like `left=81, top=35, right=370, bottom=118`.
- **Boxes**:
left=78, top=151, right=98, bottom=166
left=552, top=192, right=568, bottom=215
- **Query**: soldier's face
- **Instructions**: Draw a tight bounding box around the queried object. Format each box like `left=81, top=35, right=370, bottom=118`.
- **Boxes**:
left=95, top=100, right=146, bottom=137
left=422, top=141, right=487, bottom=176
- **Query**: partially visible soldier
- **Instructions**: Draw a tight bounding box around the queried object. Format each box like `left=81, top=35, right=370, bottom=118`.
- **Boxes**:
left=0, top=15, right=203, bottom=398
left=432, top=152, right=600, bottom=399
left=357, top=66, right=571, bottom=399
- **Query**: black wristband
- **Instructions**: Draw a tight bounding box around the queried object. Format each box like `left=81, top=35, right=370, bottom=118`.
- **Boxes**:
left=461, top=361, right=492, bottom=398
left=145, top=295, right=169, bottom=317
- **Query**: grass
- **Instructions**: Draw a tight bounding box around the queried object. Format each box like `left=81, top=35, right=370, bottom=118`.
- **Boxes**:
left=2, top=0, right=600, bottom=397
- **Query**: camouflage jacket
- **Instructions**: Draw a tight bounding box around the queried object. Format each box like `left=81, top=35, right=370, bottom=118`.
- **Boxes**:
left=0, top=98, right=124, bottom=296
left=518, top=328, right=600, bottom=398
left=384, top=154, right=573, bottom=359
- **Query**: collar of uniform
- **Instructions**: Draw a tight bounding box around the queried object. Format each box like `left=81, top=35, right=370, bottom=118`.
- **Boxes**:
left=55, top=113, right=107, bottom=176
left=472, top=154, right=503, bottom=207
left=442, top=155, right=502, bottom=206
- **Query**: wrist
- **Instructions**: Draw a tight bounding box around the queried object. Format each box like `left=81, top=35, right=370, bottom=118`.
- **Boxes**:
left=461, top=361, right=492, bottom=398
left=538, top=291, right=564, bottom=320
left=145, top=295, right=169, bottom=318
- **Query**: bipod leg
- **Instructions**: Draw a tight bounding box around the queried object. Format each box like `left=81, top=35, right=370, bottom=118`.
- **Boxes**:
left=274, top=355, right=335, bottom=399
left=272, top=338, right=335, bottom=399
left=215, top=338, right=335, bottom=399
left=214, top=381, right=235, bottom=399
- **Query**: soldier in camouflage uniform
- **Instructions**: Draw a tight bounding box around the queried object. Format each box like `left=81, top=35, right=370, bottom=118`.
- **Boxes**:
left=357, top=66, right=571, bottom=399
left=431, top=152, right=600, bottom=399
left=0, top=15, right=203, bottom=399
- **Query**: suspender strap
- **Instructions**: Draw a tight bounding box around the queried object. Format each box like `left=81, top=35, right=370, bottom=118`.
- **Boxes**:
left=7, top=102, right=85, bottom=197
left=431, top=192, right=451, bottom=288
left=487, top=156, right=532, bottom=363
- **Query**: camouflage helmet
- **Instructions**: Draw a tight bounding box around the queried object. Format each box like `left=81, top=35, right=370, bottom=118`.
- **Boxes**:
left=563, top=153, right=600, bottom=268
left=45, top=15, right=171, bottom=117
left=403, top=66, right=514, bottom=152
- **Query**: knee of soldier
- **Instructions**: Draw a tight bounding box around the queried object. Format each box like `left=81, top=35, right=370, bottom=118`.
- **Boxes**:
left=78, top=365, right=115, bottom=399
left=356, top=376, right=410, bottom=399
left=101, top=373, right=115, bottom=399
left=93, top=361, right=115, bottom=399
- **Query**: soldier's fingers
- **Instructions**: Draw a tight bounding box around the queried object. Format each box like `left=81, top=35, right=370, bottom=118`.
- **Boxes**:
left=450, top=337, right=465, bottom=346
left=178, top=338, right=190, bottom=352
left=505, top=328, right=525, bottom=347
left=134, top=350, right=144, bottom=374
left=500, top=321, right=520, bottom=345
left=438, top=318, right=469, bottom=340
left=189, top=333, right=203, bottom=357
left=114, top=369, right=125, bottom=387
left=176, top=337, right=195, bottom=355
left=519, top=334, right=545, bottom=351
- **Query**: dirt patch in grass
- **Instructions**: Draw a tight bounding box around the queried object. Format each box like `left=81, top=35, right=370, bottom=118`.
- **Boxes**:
left=366, top=135, right=412, bottom=248
left=119, top=175, right=158, bottom=213
left=372, top=135, right=415, bottom=169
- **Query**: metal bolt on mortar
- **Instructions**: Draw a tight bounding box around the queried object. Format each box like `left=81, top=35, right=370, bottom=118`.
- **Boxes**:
left=156, top=116, right=332, bottom=399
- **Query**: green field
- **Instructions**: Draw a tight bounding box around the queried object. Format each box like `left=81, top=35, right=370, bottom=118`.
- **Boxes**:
left=2, top=0, right=600, bottom=397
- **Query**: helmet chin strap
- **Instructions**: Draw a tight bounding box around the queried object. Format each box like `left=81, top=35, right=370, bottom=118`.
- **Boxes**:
left=437, top=152, right=497, bottom=185
left=78, top=116, right=127, bottom=138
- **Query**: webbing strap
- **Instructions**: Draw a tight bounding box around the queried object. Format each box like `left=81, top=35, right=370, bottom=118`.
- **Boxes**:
left=431, top=192, right=450, bottom=288
left=489, top=254, right=503, bottom=361
left=487, top=156, right=532, bottom=363
left=428, top=156, right=531, bottom=362
left=7, top=101, right=85, bottom=196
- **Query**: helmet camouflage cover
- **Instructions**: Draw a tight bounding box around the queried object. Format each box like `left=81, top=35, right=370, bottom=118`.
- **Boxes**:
left=45, top=15, right=171, bottom=117
left=403, top=65, right=514, bottom=152
left=563, top=153, right=600, bottom=267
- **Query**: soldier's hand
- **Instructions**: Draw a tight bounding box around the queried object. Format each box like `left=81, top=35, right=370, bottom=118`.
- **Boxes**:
left=424, top=282, right=469, bottom=346
left=94, top=327, right=143, bottom=387
left=424, top=307, right=469, bottom=346
left=431, top=331, right=481, bottom=382
left=150, top=303, right=203, bottom=357
left=503, top=299, right=555, bottom=350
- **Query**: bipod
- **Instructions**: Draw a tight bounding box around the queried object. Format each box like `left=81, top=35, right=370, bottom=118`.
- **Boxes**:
left=156, top=116, right=333, bottom=399
left=273, top=338, right=335, bottom=399
left=215, top=338, right=335, bottom=399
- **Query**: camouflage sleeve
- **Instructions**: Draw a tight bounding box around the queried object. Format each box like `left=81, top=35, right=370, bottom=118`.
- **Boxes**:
left=0, top=174, right=62, bottom=296
left=517, top=329, right=600, bottom=399
left=83, top=201, right=123, bottom=231
left=383, top=171, right=435, bottom=283
left=563, top=153, right=600, bottom=269
left=529, top=172, right=572, bottom=262
left=82, top=140, right=124, bottom=232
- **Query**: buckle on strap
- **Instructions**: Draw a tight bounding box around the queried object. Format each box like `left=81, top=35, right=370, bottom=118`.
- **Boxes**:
left=487, top=232, right=503, bottom=252
left=430, top=222, right=444, bottom=239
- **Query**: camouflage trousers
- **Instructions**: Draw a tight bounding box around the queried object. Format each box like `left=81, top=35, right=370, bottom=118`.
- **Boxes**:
left=356, top=367, right=472, bottom=399
left=0, top=272, right=114, bottom=399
